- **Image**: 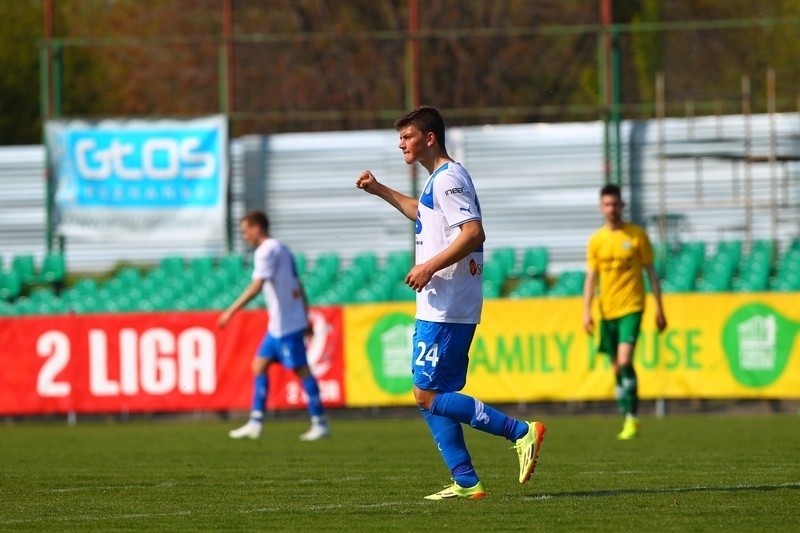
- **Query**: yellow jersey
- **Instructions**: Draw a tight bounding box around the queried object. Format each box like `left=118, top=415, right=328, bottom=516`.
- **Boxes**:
left=586, top=222, right=654, bottom=320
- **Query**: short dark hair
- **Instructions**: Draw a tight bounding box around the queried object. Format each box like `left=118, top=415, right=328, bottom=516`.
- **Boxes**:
left=394, top=105, right=447, bottom=152
left=241, top=210, right=269, bottom=233
left=600, top=184, right=622, bottom=199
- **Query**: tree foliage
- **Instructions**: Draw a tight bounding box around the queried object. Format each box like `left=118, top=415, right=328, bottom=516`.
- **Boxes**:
left=2, top=0, right=800, bottom=144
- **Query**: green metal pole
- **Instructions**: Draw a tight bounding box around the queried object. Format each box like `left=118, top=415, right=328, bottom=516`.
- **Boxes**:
left=39, top=44, right=53, bottom=253
left=52, top=42, right=64, bottom=254
left=405, top=0, right=420, bottom=258
left=598, top=29, right=611, bottom=184
left=611, top=26, right=622, bottom=187
left=52, top=42, right=62, bottom=118
left=220, top=0, right=235, bottom=254
left=218, top=41, right=234, bottom=253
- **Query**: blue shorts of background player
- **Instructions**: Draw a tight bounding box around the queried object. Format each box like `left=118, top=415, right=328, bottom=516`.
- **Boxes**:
left=412, top=319, right=546, bottom=499
left=257, top=329, right=310, bottom=369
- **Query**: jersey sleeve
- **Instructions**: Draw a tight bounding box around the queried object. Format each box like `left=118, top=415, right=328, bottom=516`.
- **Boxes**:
left=251, top=243, right=277, bottom=281
left=586, top=233, right=599, bottom=272
left=436, top=171, right=481, bottom=228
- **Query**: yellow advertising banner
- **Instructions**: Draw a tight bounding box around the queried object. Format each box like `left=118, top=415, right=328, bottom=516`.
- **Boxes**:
left=343, top=293, right=800, bottom=407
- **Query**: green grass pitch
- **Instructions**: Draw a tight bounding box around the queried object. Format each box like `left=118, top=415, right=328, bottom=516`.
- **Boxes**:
left=1, top=413, right=799, bottom=531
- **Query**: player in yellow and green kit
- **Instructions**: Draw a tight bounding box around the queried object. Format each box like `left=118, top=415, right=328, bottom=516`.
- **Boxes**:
left=582, top=184, right=667, bottom=440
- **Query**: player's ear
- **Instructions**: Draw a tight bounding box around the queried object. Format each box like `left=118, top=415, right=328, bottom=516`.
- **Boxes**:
left=426, top=131, right=437, bottom=148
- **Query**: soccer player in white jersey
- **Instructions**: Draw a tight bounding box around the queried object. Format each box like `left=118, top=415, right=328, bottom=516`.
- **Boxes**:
left=356, top=106, right=546, bottom=500
left=217, top=211, right=330, bottom=442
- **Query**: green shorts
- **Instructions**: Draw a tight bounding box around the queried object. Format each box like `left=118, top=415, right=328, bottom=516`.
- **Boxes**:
left=598, top=311, right=643, bottom=356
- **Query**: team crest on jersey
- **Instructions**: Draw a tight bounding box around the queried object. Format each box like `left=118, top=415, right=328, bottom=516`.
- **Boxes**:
left=469, top=258, right=482, bottom=276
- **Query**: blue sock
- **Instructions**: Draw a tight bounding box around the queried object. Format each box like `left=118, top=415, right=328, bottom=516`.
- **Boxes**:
left=430, top=392, right=529, bottom=442
left=251, top=374, right=267, bottom=421
left=301, top=375, right=325, bottom=418
left=421, top=408, right=479, bottom=488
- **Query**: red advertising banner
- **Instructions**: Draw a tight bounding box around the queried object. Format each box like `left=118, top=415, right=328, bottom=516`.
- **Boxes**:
left=0, top=308, right=344, bottom=415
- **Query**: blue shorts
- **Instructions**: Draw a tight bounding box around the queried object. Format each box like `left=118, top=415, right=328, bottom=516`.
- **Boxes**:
left=411, top=320, right=476, bottom=392
left=256, top=329, right=309, bottom=370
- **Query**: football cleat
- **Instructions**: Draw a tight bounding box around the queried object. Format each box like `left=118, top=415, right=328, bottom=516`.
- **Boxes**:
left=514, top=421, right=546, bottom=484
left=424, top=481, right=487, bottom=500
left=617, top=415, right=640, bottom=440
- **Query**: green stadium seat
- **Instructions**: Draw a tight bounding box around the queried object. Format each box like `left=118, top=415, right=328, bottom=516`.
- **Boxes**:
left=190, top=256, right=215, bottom=278
left=159, top=256, right=185, bottom=278
left=514, top=246, right=549, bottom=278
left=482, top=261, right=507, bottom=287
left=509, top=277, right=547, bottom=298
left=384, top=250, right=412, bottom=280
left=219, top=254, right=246, bottom=278
left=28, top=286, right=56, bottom=303
left=769, top=271, right=800, bottom=291
left=483, top=280, right=502, bottom=299
left=37, top=253, right=66, bottom=285
left=11, top=254, right=36, bottom=286
left=0, top=300, right=16, bottom=316
left=651, top=242, right=668, bottom=278
left=114, top=267, right=142, bottom=287
left=680, top=241, right=706, bottom=266
left=548, top=271, right=585, bottom=296
left=0, top=270, right=22, bottom=300
left=661, top=271, right=696, bottom=293
left=489, top=247, right=516, bottom=277
left=73, top=278, right=100, bottom=296
left=312, top=252, right=340, bottom=285
left=697, top=254, right=735, bottom=292
left=293, top=253, right=307, bottom=278
left=716, top=240, right=743, bottom=268
left=12, top=296, right=38, bottom=315
left=350, top=251, right=378, bottom=280
left=392, top=281, right=416, bottom=302
left=369, top=280, right=393, bottom=302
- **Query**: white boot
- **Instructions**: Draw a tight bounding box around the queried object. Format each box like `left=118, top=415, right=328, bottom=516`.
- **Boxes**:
left=228, top=419, right=262, bottom=440
left=299, top=416, right=330, bottom=441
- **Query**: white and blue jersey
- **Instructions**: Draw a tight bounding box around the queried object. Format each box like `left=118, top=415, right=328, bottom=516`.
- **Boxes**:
left=251, top=238, right=308, bottom=338
left=415, top=161, right=483, bottom=325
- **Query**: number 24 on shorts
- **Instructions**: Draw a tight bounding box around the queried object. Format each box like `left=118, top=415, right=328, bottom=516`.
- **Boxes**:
left=415, top=341, right=440, bottom=367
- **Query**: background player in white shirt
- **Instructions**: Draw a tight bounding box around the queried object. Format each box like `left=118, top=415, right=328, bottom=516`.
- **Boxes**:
left=356, top=106, right=545, bottom=500
left=218, top=211, right=330, bottom=442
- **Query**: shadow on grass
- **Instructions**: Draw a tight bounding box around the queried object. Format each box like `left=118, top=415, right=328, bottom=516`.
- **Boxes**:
left=528, top=481, right=800, bottom=500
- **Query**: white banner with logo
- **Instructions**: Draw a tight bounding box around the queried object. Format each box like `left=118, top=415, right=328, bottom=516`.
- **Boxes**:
left=45, top=116, right=228, bottom=242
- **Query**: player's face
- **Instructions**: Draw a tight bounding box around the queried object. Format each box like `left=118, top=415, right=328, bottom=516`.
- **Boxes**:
left=600, top=193, right=624, bottom=224
left=240, top=221, right=260, bottom=248
left=397, top=125, right=429, bottom=165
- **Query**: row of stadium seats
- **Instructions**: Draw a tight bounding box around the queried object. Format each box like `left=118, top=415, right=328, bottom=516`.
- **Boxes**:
left=655, top=238, right=800, bottom=293
left=0, top=253, right=66, bottom=301
left=0, top=238, right=798, bottom=316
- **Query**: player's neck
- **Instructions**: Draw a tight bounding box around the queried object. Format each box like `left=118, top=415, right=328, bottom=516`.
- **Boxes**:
left=420, top=154, right=453, bottom=175
left=605, top=219, right=625, bottom=230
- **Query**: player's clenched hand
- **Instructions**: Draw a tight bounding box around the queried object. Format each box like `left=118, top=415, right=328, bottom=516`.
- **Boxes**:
left=405, top=264, right=434, bottom=292
left=356, top=170, right=380, bottom=194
